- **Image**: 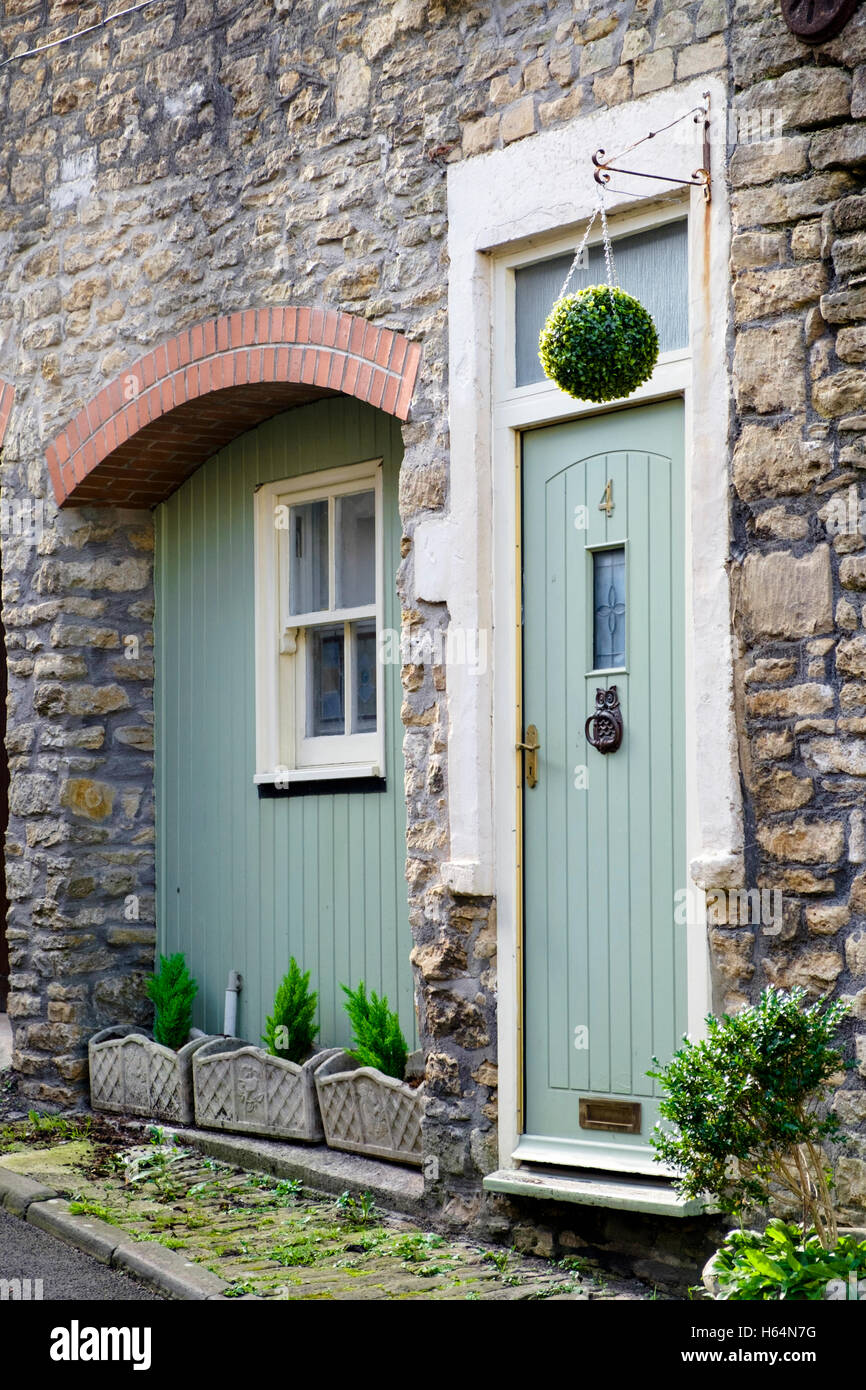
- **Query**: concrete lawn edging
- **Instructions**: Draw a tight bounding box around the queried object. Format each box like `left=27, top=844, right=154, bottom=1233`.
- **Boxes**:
left=0, top=1165, right=252, bottom=1300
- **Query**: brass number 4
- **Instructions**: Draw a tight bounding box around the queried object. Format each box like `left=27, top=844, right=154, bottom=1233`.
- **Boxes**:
left=599, top=478, right=614, bottom=518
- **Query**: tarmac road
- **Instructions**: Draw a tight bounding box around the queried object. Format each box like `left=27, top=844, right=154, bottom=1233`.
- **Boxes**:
left=0, top=1206, right=164, bottom=1301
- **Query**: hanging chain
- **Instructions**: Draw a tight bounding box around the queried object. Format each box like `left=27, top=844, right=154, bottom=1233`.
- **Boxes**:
left=598, top=191, right=616, bottom=293
left=555, top=186, right=619, bottom=317
left=597, top=189, right=620, bottom=326
left=555, top=206, right=599, bottom=302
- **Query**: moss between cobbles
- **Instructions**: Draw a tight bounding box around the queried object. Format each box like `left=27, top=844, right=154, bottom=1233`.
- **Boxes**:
left=0, top=1125, right=653, bottom=1300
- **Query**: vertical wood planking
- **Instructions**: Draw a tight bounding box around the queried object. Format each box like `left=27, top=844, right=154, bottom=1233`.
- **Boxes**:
left=523, top=400, right=685, bottom=1156
left=154, top=398, right=411, bottom=1050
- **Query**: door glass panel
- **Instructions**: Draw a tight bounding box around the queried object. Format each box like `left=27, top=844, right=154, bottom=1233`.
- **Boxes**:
left=336, top=490, right=375, bottom=608
left=514, top=219, right=688, bottom=387
left=308, top=625, right=345, bottom=735
left=352, top=619, right=377, bottom=732
left=289, top=499, right=329, bottom=615
left=593, top=547, right=626, bottom=669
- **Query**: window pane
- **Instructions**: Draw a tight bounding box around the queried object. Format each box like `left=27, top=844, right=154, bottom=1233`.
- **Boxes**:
left=593, top=547, right=626, bottom=669
left=335, top=490, right=375, bottom=608
left=289, top=499, right=329, bottom=616
left=352, top=620, right=377, bottom=732
left=515, top=220, right=688, bottom=387
left=308, top=625, right=344, bottom=736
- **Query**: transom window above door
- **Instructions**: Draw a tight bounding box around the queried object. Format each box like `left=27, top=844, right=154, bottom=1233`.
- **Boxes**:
left=513, top=218, right=689, bottom=389
left=254, top=460, right=384, bottom=785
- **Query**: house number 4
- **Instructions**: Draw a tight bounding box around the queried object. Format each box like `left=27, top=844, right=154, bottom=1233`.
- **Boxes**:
left=599, top=479, right=614, bottom=517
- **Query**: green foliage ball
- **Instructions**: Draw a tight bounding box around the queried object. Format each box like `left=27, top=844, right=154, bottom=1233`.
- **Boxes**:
left=538, top=285, right=659, bottom=403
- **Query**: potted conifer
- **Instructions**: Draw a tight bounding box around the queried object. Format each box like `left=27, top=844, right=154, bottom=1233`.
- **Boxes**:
left=193, top=958, right=341, bottom=1142
left=314, top=981, right=424, bottom=1166
left=89, top=953, right=211, bottom=1124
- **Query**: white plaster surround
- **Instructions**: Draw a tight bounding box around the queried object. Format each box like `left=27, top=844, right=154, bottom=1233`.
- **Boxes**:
left=414, top=74, right=743, bottom=1169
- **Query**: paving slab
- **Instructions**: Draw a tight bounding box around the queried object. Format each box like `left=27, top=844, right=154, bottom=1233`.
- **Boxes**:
left=162, top=1124, right=425, bottom=1216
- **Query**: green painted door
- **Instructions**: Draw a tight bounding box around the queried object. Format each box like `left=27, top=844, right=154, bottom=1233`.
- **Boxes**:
left=521, top=398, right=686, bottom=1172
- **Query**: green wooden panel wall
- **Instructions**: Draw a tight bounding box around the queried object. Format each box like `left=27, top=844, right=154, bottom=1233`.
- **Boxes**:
left=154, top=397, right=412, bottom=1050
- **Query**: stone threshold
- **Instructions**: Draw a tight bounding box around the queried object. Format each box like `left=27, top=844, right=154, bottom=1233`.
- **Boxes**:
left=159, top=1123, right=426, bottom=1218
left=483, top=1165, right=709, bottom=1218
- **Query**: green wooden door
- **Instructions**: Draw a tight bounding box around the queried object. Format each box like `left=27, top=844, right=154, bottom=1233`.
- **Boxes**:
left=521, top=398, right=686, bottom=1173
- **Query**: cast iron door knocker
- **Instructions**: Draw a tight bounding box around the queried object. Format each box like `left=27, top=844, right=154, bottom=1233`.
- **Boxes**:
left=585, top=686, right=624, bottom=754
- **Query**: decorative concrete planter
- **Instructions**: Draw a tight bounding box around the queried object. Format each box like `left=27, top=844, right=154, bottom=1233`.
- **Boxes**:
left=193, top=1039, right=343, bottom=1142
left=314, top=1050, right=425, bottom=1167
left=88, top=1025, right=212, bottom=1125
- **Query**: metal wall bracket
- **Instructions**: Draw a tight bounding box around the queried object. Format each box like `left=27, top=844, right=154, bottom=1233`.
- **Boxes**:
left=592, top=91, right=712, bottom=203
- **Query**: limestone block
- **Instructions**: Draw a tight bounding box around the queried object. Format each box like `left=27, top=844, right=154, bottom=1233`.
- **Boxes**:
left=729, top=137, right=808, bottom=189
left=837, top=326, right=866, bottom=364
left=733, top=263, right=828, bottom=323
left=735, top=66, right=850, bottom=130
left=733, top=321, right=805, bottom=412
left=805, top=903, right=850, bottom=935
left=733, top=419, right=830, bottom=499
left=733, top=546, right=832, bottom=642
left=814, top=370, right=866, bottom=419
left=757, top=818, right=845, bottom=864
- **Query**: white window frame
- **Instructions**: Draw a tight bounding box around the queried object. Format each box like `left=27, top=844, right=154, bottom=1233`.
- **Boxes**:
left=254, top=458, right=385, bottom=786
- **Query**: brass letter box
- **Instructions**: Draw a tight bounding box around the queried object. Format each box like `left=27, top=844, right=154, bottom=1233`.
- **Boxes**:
left=579, top=1098, right=642, bottom=1134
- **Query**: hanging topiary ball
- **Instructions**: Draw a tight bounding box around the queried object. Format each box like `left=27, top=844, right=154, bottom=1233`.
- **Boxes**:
left=538, top=284, right=660, bottom=403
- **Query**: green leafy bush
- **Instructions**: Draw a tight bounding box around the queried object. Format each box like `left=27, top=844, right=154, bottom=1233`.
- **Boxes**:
left=146, top=953, right=197, bottom=1051
left=341, top=980, right=408, bottom=1080
left=706, top=1220, right=866, bottom=1301
left=538, top=285, right=659, bottom=403
left=648, top=986, right=849, bottom=1248
left=262, top=958, right=319, bottom=1063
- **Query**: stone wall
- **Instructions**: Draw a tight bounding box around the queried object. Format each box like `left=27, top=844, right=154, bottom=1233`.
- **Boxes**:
left=0, top=0, right=865, bottom=1243
left=726, top=2, right=866, bottom=1222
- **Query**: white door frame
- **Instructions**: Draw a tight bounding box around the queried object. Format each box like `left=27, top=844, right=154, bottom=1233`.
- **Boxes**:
left=415, top=75, right=742, bottom=1173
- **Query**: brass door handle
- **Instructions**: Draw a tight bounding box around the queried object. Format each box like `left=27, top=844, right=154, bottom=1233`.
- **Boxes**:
left=517, top=724, right=540, bottom=788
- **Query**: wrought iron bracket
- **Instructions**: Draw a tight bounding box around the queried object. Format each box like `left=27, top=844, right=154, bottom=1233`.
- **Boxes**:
left=592, top=92, right=712, bottom=203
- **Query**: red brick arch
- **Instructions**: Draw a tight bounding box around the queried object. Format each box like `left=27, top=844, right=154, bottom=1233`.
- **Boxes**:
left=0, top=379, right=14, bottom=448
left=46, top=308, right=422, bottom=508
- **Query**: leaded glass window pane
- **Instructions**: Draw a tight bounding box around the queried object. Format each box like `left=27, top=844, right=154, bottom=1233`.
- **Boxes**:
left=593, top=547, right=626, bottom=669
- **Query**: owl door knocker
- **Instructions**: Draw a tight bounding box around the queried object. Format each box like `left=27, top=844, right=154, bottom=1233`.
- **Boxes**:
left=585, top=686, right=624, bottom=754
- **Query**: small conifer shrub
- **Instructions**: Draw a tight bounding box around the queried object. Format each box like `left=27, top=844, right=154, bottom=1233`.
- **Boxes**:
left=341, top=980, right=408, bottom=1081
left=146, top=953, right=198, bottom=1052
left=262, top=958, right=319, bottom=1064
